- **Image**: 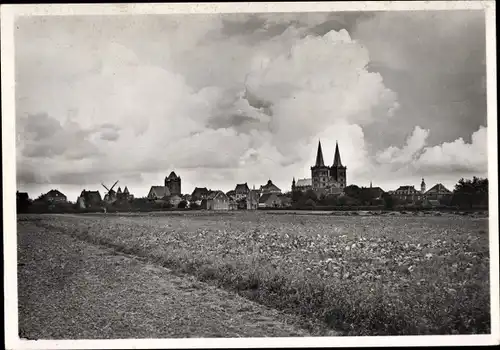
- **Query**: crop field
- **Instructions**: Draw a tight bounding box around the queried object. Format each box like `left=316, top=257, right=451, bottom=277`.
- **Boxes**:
left=19, top=211, right=490, bottom=336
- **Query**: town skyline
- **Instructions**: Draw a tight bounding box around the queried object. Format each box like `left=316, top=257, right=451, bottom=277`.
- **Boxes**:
left=15, top=11, right=488, bottom=202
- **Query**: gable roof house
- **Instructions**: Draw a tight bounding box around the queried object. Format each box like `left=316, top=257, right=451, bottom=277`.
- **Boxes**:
left=260, top=179, right=282, bottom=194
left=393, top=185, right=423, bottom=203
left=147, top=186, right=171, bottom=200
left=201, top=190, right=230, bottom=210
left=78, top=190, right=102, bottom=209
left=44, top=189, right=67, bottom=203
left=234, top=183, right=250, bottom=199
left=425, top=183, right=452, bottom=198
left=191, top=187, right=209, bottom=201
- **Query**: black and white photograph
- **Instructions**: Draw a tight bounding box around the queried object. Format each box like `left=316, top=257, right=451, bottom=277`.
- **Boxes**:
left=2, top=1, right=498, bottom=349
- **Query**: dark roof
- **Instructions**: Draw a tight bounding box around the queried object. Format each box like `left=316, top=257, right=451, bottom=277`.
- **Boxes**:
left=315, top=140, right=325, bottom=167
left=259, top=193, right=281, bottom=203
left=81, top=190, right=102, bottom=202
left=207, top=190, right=227, bottom=200
left=167, top=171, right=179, bottom=180
left=123, top=186, right=129, bottom=194
left=192, top=187, right=209, bottom=196
left=17, top=192, right=29, bottom=200
left=46, top=189, right=66, bottom=198
left=149, top=186, right=170, bottom=198
left=235, top=183, right=250, bottom=192
left=226, top=190, right=236, bottom=196
left=426, top=183, right=451, bottom=194
left=260, top=179, right=281, bottom=192
left=333, top=141, right=343, bottom=167
left=396, top=185, right=417, bottom=191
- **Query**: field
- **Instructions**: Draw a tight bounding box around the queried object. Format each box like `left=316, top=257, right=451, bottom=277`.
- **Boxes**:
left=18, top=211, right=490, bottom=336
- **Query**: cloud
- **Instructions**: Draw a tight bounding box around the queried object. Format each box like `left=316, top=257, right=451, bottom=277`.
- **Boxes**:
left=14, top=12, right=487, bottom=196
left=375, top=125, right=488, bottom=177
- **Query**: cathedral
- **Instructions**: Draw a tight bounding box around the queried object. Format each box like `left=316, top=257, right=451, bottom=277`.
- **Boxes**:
left=292, top=140, right=347, bottom=195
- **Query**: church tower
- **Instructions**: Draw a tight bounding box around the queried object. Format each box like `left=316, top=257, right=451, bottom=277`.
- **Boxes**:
left=310, top=140, right=330, bottom=191
left=330, top=141, right=347, bottom=188
left=292, top=177, right=296, bottom=192
left=421, top=178, right=426, bottom=194
left=165, top=171, right=182, bottom=196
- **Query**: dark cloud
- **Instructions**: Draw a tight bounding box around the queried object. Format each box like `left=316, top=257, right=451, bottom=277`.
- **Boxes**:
left=352, top=10, right=486, bottom=152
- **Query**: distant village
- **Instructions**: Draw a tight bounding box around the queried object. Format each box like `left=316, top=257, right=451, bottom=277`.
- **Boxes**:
left=16, top=141, right=487, bottom=213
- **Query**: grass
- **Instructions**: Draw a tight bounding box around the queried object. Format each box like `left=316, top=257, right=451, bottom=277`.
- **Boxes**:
left=25, top=211, right=491, bottom=336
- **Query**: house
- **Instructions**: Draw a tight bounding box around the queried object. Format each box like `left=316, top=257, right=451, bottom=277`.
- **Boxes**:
left=17, top=191, right=29, bottom=203
left=191, top=187, right=209, bottom=201
left=425, top=183, right=452, bottom=200
left=260, top=179, right=282, bottom=195
left=201, top=190, right=230, bottom=210
left=43, top=189, right=67, bottom=203
left=229, top=198, right=238, bottom=210
left=78, top=190, right=102, bottom=209
left=259, top=193, right=282, bottom=208
left=292, top=178, right=313, bottom=192
left=234, top=183, right=250, bottom=200
left=393, top=185, right=423, bottom=203
left=17, top=191, right=31, bottom=212
left=147, top=186, right=171, bottom=200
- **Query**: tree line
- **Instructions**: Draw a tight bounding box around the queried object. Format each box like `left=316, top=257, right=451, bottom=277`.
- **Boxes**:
left=290, top=176, right=489, bottom=210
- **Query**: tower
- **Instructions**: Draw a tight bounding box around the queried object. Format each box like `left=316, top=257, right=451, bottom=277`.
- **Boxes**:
left=165, top=171, right=182, bottom=196
left=330, top=141, right=347, bottom=188
left=292, top=177, right=296, bottom=192
left=421, top=178, right=426, bottom=193
left=311, top=140, right=330, bottom=191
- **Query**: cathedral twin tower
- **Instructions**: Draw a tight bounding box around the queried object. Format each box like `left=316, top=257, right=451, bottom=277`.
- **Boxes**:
left=292, top=140, right=347, bottom=195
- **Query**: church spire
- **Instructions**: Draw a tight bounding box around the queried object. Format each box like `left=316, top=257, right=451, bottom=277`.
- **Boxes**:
left=333, top=141, right=343, bottom=167
left=315, top=140, right=325, bottom=167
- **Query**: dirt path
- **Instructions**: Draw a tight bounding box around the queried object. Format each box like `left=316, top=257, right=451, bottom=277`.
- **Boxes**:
left=17, top=221, right=310, bottom=339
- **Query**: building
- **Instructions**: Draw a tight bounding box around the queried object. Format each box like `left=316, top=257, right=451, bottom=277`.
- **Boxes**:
left=191, top=187, right=209, bottom=201
left=292, top=178, right=313, bottom=192
left=147, top=186, right=171, bottom=200
left=425, top=183, right=452, bottom=201
left=259, top=193, right=282, bottom=208
left=165, top=171, right=181, bottom=196
left=393, top=185, right=423, bottom=202
left=293, top=140, right=347, bottom=196
left=201, top=190, right=230, bottom=210
left=234, top=183, right=250, bottom=200
left=78, top=190, right=102, bottom=209
left=260, top=179, right=282, bottom=194
left=43, top=189, right=67, bottom=203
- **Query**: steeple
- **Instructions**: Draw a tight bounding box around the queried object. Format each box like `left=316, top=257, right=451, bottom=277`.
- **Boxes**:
left=421, top=178, right=426, bottom=193
left=370, top=181, right=372, bottom=188
left=315, top=140, right=325, bottom=167
left=333, top=141, right=343, bottom=167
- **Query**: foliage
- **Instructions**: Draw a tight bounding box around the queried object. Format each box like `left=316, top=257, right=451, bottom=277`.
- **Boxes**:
left=452, top=177, right=488, bottom=209
left=34, top=212, right=490, bottom=336
left=178, top=200, right=188, bottom=209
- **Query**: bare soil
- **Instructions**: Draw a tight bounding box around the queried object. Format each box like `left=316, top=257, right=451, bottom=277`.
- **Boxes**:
left=17, top=220, right=311, bottom=339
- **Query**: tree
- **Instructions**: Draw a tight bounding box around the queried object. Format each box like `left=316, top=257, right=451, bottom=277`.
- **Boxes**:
left=382, top=193, right=396, bottom=210
left=452, top=177, right=489, bottom=209
left=190, top=201, right=200, bottom=209
left=305, top=198, right=316, bottom=208
left=304, top=189, right=318, bottom=202
left=292, top=190, right=304, bottom=203
left=178, top=200, right=188, bottom=209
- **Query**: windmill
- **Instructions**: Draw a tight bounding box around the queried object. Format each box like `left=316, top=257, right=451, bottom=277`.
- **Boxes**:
left=102, top=180, right=119, bottom=203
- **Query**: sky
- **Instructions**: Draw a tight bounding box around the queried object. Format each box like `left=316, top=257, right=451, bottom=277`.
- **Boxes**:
left=15, top=10, right=488, bottom=201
